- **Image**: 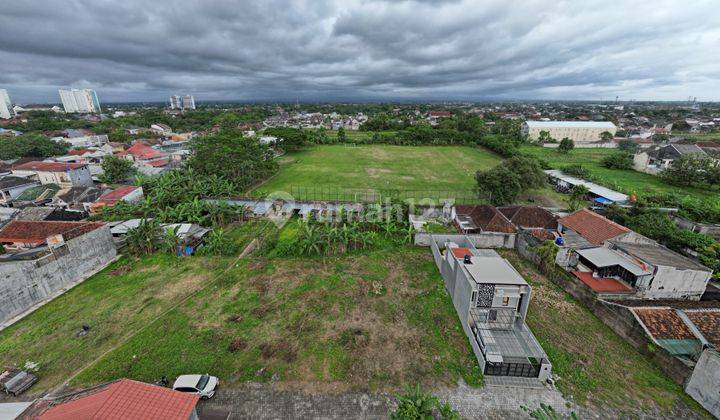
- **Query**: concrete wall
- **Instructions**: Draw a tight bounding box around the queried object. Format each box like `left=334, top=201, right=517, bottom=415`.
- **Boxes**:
left=0, top=226, right=117, bottom=326
left=639, top=265, right=709, bottom=300
left=685, top=349, right=720, bottom=418
left=416, top=232, right=515, bottom=249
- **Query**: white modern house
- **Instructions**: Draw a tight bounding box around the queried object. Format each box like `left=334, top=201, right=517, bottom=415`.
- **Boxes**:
left=430, top=235, right=552, bottom=381
left=522, top=121, right=617, bottom=143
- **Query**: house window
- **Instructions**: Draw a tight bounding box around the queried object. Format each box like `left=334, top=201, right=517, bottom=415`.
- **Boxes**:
left=471, top=291, right=477, bottom=304
left=502, top=297, right=509, bottom=306
left=488, top=310, right=497, bottom=321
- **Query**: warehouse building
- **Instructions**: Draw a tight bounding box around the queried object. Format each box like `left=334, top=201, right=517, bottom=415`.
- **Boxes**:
left=522, top=121, right=617, bottom=143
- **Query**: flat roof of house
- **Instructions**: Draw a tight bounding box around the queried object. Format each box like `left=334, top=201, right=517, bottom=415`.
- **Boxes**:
left=572, top=271, right=633, bottom=293
left=464, top=256, right=528, bottom=286
left=525, top=120, right=616, bottom=129
left=558, top=208, right=630, bottom=245
left=546, top=170, right=628, bottom=203
left=609, top=240, right=711, bottom=272
left=34, top=379, right=199, bottom=420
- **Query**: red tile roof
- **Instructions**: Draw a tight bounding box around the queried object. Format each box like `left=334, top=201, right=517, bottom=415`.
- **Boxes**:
left=558, top=208, right=630, bottom=245
left=429, top=111, right=452, bottom=117
left=119, top=142, right=166, bottom=160
left=96, top=185, right=141, bottom=204
left=633, top=308, right=696, bottom=340
left=68, top=149, right=91, bottom=156
left=499, top=206, right=557, bottom=229
left=455, top=205, right=516, bottom=233
left=13, top=161, right=87, bottom=172
left=0, top=220, right=104, bottom=245
left=37, top=379, right=199, bottom=420
left=573, top=271, right=634, bottom=293
left=451, top=247, right=473, bottom=259
left=684, top=310, right=720, bottom=348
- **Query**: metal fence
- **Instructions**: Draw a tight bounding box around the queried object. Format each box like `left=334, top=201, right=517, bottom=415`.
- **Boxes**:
left=255, top=185, right=486, bottom=204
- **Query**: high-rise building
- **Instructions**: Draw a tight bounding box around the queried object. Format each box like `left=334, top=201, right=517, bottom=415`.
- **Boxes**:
left=182, top=95, right=195, bottom=110
left=169, top=95, right=182, bottom=110
left=0, top=89, right=13, bottom=120
left=59, top=89, right=101, bottom=113
left=169, top=94, right=196, bottom=111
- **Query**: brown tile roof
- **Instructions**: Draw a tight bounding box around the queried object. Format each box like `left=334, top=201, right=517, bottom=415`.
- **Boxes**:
left=499, top=206, right=557, bottom=229
left=684, top=310, right=720, bottom=348
left=455, top=205, right=516, bottom=233
left=633, top=308, right=696, bottom=340
left=558, top=208, right=630, bottom=245
left=13, top=161, right=87, bottom=172
left=0, top=220, right=104, bottom=245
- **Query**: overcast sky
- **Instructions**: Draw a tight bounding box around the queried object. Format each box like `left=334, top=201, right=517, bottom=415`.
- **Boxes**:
left=2, top=0, right=719, bottom=104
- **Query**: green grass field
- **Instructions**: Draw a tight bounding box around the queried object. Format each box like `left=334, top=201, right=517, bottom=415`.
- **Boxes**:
left=256, top=144, right=500, bottom=194
left=520, top=145, right=713, bottom=199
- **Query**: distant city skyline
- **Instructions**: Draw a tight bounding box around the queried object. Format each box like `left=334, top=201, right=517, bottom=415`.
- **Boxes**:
left=2, top=1, right=719, bottom=103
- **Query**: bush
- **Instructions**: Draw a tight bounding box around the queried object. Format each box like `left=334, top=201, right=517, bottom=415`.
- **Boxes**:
left=601, top=152, right=633, bottom=169
left=558, top=138, right=574, bottom=154
left=391, top=385, right=460, bottom=420
left=560, top=164, right=590, bottom=178
left=476, top=156, right=546, bottom=205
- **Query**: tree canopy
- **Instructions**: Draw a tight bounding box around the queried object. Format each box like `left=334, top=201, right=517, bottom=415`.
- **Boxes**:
left=0, top=134, right=70, bottom=160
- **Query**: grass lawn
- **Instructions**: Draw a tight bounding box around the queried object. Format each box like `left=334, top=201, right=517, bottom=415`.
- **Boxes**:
left=73, top=246, right=482, bottom=392
left=254, top=144, right=501, bottom=199
left=501, top=250, right=703, bottom=414
left=520, top=145, right=713, bottom=199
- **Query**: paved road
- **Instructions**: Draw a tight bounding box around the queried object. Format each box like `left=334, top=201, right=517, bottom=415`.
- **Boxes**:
left=197, top=381, right=574, bottom=419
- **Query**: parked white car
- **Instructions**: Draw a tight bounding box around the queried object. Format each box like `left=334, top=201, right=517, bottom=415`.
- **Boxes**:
left=172, top=374, right=218, bottom=399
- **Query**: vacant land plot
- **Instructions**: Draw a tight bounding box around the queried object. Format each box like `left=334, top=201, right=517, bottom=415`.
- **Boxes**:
left=74, top=247, right=482, bottom=393
left=0, top=221, right=271, bottom=394
left=501, top=251, right=702, bottom=415
left=254, top=144, right=501, bottom=198
left=520, top=145, right=713, bottom=199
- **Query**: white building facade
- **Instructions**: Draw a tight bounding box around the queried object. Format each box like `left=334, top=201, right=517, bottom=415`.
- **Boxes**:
left=59, top=89, right=101, bottom=113
left=523, top=121, right=617, bottom=143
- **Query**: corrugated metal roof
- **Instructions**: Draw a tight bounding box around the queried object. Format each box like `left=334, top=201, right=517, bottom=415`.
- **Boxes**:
left=576, top=247, right=651, bottom=276
left=546, top=170, right=628, bottom=203
left=464, top=256, right=528, bottom=286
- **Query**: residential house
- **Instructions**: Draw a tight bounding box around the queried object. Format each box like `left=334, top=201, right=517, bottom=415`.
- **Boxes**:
left=559, top=209, right=713, bottom=300
left=52, top=129, right=109, bottom=148
left=633, top=144, right=708, bottom=174
left=430, top=235, right=552, bottom=380
left=453, top=205, right=517, bottom=234
left=18, top=378, right=200, bottom=420
left=12, top=162, right=92, bottom=188
left=557, top=208, right=630, bottom=246
left=12, top=184, right=61, bottom=206
left=89, top=185, right=144, bottom=213
left=150, top=123, right=173, bottom=135
left=696, top=141, right=720, bottom=156
left=0, top=220, right=103, bottom=250
left=499, top=205, right=557, bottom=231
left=0, top=176, right=40, bottom=205
left=54, top=186, right=106, bottom=211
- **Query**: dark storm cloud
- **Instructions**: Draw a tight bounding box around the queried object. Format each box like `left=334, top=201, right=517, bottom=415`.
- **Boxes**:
left=1, top=0, right=719, bottom=103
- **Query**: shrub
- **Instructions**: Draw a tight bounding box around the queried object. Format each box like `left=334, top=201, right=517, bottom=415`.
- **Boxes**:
left=391, top=385, right=460, bottom=420
left=558, top=138, right=574, bottom=154
left=560, top=164, right=590, bottom=178
left=601, top=152, right=633, bottom=169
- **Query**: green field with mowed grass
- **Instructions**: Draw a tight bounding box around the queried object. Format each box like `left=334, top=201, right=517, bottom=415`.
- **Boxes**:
left=254, top=144, right=501, bottom=197
left=520, top=145, right=713, bottom=199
